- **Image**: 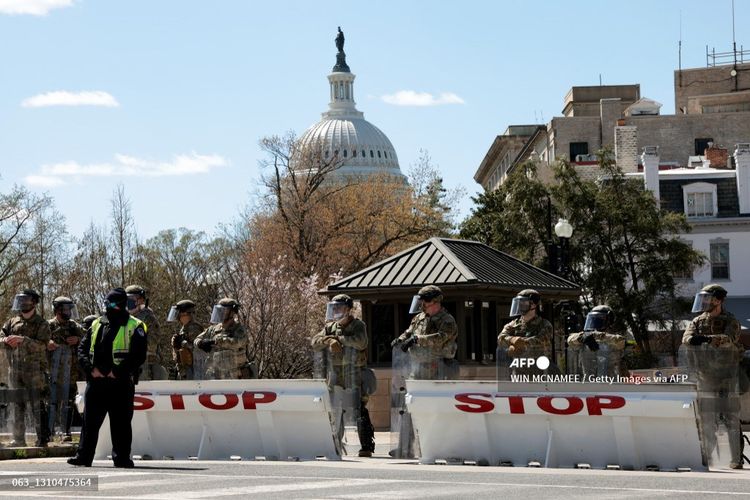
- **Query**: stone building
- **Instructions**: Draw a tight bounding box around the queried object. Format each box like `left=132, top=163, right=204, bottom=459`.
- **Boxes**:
left=474, top=58, right=750, bottom=327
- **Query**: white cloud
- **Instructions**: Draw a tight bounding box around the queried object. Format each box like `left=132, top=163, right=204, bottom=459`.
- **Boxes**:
left=381, top=90, right=465, bottom=107
left=24, top=152, right=229, bottom=187
left=24, top=175, right=65, bottom=188
left=21, top=91, right=119, bottom=108
left=0, top=0, right=75, bottom=16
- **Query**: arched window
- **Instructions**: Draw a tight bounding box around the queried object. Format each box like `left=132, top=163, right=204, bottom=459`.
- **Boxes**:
left=370, top=150, right=374, bottom=158
left=343, top=150, right=347, bottom=157
left=377, top=151, right=381, bottom=158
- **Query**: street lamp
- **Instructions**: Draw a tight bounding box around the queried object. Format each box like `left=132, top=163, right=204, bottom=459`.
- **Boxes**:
left=554, top=218, right=573, bottom=278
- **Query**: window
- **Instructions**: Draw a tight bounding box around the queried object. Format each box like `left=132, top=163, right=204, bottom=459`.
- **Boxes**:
left=569, top=142, right=589, bottom=161
left=682, top=182, right=717, bottom=218
left=343, top=150, right=347, bottom=157
left=710, top=240, right=729, bottom=280
left=694, top=138, right=713, bottom=155
left=370, top=150, right=374, bottom=158
left=377, top=151, right=381, bottom=158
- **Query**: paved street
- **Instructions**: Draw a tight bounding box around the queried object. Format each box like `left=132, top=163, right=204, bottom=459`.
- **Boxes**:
left=0, top=455, right=748, bottom=499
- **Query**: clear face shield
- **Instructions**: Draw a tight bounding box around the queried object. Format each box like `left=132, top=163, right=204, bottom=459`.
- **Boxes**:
left=126, top=294, right=139, bottom=312
left=408, top=295, right=424, bottom=314
left=509, top=296, right=531, bottom=317
left=166, top=306, right=179, bottom=323
left=210, top=304, right=233, bottom=324
left=55, top=303, right=79, bottom=321
left=325, top=302, right=349, bottom=322
left=583, top=312, right=608, bottom=332
left=11, top=294, right=35, bottom=313
left=691, top=291, right=714, bottom=313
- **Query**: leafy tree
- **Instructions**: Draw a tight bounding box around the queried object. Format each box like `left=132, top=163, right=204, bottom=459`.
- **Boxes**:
left=461, top=150, right=706, bottom=354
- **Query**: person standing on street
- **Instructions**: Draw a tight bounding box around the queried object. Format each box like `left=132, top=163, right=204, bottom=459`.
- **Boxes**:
left=68, top=288, right=146, bottom=468
left=0, top=289, right=52, bottom=447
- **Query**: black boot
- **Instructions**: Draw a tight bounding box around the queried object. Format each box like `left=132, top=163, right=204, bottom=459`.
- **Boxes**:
left=357, top=403, right=375, bottom=457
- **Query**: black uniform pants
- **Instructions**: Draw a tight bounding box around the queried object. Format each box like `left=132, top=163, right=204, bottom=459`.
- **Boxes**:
left=76, top=377, right=135, bottom=464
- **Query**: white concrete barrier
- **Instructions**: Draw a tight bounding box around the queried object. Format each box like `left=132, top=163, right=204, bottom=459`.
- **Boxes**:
left=406, top=380, right=705, bottom=470
left=76, top=380, right=340, bottom=461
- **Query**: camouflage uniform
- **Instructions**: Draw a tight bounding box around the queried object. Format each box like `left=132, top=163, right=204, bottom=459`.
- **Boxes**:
left=194, top=321, right=248, bottom=379
left=397, top=308, right=458, bottom=379
left=498, top=315, right=553, bottom=355
left=683, top=308, right=743, bottom=468
left=312, top=310, right=375, bottom=457
left=133, top=307, right=164, bottom=380
left=568, top=330, right=625, bottom=377
left=172, top=320, right=203, bottom=380
left=311, top=318, right=369, bottom=399
left=0, top=313, right=51, bottom=445
left=47, top=317, right=83, bottom=436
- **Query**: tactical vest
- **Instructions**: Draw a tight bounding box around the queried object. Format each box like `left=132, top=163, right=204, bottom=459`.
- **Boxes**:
left=89, top=316, right=143, bottom=365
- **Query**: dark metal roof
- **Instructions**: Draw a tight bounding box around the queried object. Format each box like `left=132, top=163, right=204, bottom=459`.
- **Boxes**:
left=325, top=237, right=579, bottom=296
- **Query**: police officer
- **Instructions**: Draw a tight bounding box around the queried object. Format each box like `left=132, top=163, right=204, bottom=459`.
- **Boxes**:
left=498, top=289, right=552, bottom=365
left=167, top=300, right=203, bottom=380
left=47, top=296, right=83, bottom=441
left=0, top=289, right=52, bottom=447
left=125, top=285, right=166, bottom=380
left=682, top=284, right=744, bottom=469
left=392, top=285, right=458, bottom=380
left=567, top=305, right=625, bottom=377
left=68, top=288, right=147, bottom=468
left=311, top=294, right=375, bottom=457
left=194, top=298, right=249, bottom=379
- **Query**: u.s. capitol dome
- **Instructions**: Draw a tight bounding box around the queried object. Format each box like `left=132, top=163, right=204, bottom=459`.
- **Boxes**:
left=296, top=29, right=406, bottom=182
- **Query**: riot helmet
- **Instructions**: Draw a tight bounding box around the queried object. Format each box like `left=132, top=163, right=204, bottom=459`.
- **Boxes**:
left=11, top=289, right=40, bottom=313
left=210, top=297, right=240, bottom=324
left=691, top=284, right=727, bottom=313
left=509, top=289, right=541, bottom=317
left=167, top=299, right=196, bottom=322
left=125, top=284, right=146, bottom=312
left=408, top=285, right=444, bottom=314
left=325, top=294, right=353, bottom=321
left=583, top=305, right=614, bottom=332
left=52, top=296, right=79, bottom=321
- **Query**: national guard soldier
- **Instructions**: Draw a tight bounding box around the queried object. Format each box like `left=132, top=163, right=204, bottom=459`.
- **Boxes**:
left=47, top=296, right=83, bottom=442
left=126, top=285, right=167, bottom=380
left=390, top=285, right=458, bottom=458
left=167, top=300, right=203, bottom=380
left=311, top=294, right=375, bottom=457
left=68, top=288, right=147, bottom=468
left=683, top=284, right=745, bottom=469
left=0, top=289, right=52, bottom=447
left=391, top=285, right=458, bottom=380
left=194, top=298, right=249, bottom=379
left=497, top=289, right=553, bottom=378
left=567, top=305, right=625, bottom=377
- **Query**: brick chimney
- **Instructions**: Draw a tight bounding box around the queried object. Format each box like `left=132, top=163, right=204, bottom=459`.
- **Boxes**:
left=735, top=143, right=750, bottom=214
left=615, top=125, right=638, bottom=173
left=705, top=142, right=728, bottom=169
left=641, top=146, right=660, bottom=204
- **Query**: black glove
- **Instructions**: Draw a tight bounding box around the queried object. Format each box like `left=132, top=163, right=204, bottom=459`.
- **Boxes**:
left=689, top=335, right=711, bottom=346
left=390, top=338, right=403, bottom=348
left=582, top=334, right=600, bottom=352
left=172, top=335, right=184, bottom=350
left=197, top=339, right=215, bottom=353
left=401, top=336, right=418, bottom=352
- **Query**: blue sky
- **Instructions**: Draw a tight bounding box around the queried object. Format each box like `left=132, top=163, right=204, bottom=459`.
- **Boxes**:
left=0, top=0, right=747, bottom=239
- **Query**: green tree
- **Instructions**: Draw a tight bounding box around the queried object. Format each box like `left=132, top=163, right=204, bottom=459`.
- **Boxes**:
left=461, top=151, right=706, bottom=354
